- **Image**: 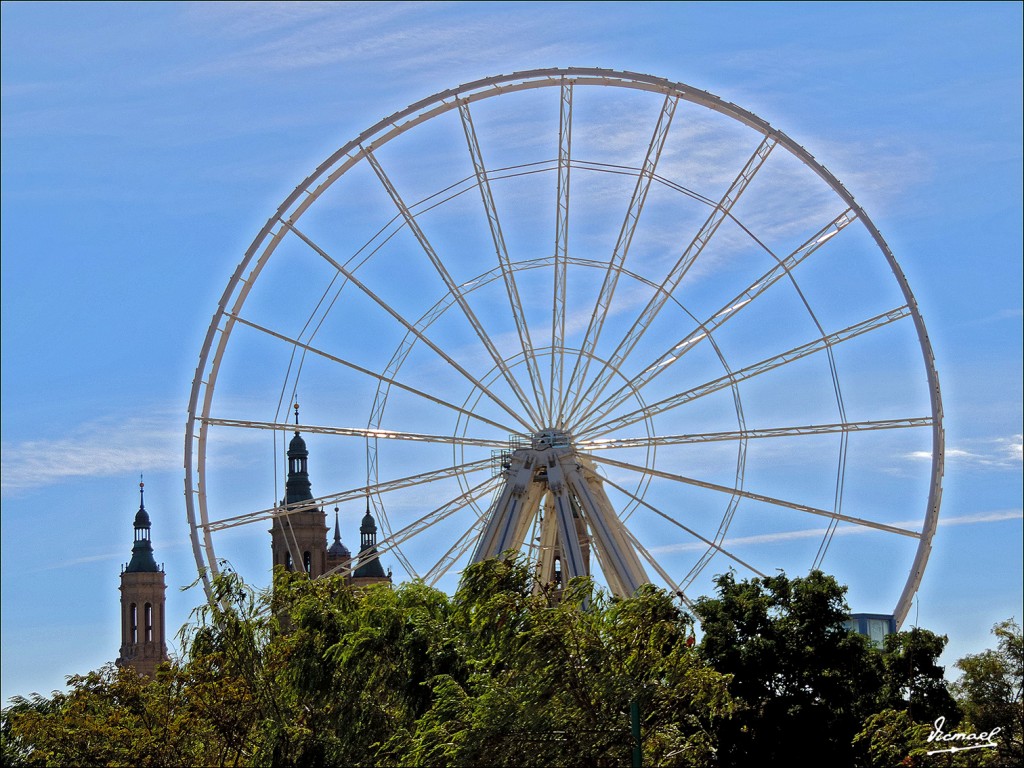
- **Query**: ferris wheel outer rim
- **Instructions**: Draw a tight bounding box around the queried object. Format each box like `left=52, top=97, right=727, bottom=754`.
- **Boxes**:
left=183, top=67, right=943, bottom=626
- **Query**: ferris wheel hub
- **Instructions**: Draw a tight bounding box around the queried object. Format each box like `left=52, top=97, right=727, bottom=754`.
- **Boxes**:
left=531, top=430, right=572, bottom=450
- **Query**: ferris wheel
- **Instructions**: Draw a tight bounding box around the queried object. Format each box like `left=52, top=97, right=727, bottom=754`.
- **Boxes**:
left=185, top=68, right=943, bottom=627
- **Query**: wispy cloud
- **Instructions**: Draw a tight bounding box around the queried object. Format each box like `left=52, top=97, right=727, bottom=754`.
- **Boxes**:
left=1, top=413, right=182, bottom=496
left=0, top=407, right=264, bottom=497
left=29, top=535, right=196, bottom=573
left=182, top=2, right=589, bottom=80
left=908, top=435, right=1023, bottom=470
left=650, top=508, right=1023, bottom=555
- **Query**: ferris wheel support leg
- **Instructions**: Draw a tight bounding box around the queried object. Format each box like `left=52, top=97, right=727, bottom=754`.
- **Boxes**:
left=535, top=494, right=559, bottom=589
left=565, top=455, right=650, bottom=596
left=471, top=451, right=537, bottom=563
left=545, top=455, right=589, bottom=586
left=510, top=481, right=546, bottom=557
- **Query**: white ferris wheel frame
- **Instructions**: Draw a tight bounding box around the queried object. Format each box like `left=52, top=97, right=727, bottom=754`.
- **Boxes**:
left=184, top=67, right=944, bottom=628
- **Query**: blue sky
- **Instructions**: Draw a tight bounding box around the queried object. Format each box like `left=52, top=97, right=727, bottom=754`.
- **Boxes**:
left=2, top=1, right=1021, bottom=704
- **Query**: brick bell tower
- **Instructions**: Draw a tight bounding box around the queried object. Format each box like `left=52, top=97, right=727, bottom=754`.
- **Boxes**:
left=270, top=403, right=329, bottom=577
left=116, top=480, right=168, bottom=677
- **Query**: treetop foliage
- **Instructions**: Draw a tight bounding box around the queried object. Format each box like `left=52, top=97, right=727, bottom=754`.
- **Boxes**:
left=3, top=560, right=1020, bottom=767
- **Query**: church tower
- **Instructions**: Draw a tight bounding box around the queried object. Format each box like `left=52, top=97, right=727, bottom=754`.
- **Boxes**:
left=116, top=481, right=168, bottom=677
left=270, top=404, right=328, bottom=577
left=350, top=502, right=392, bottom=589
left=325, top=507, right=353, bottom=573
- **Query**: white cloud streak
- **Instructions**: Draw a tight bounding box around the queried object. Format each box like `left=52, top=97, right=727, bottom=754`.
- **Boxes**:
left=908, top=435, right=1023, bottom=470
left=182, top=1, right=588, bottom=80
left=650, top=508, right=1023, bottom=555
left=1, top=413, right=182, bottom=496
left=0, top=408, right=263, bottom=497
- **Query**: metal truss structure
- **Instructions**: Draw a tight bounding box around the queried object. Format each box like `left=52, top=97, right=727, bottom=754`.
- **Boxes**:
left=185, top=68, right=943, bottom=628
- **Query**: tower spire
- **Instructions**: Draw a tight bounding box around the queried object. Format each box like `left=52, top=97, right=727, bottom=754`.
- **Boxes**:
left=126, top=477, right=158, bottom=573
left=353, top=500, right=386, bottom=579
left=272, top=402, right=329, bottom=577
left=117, top=478, right=168, bottom=677
left=326, top=505, right=351, bottom=565
left=283, top=402, right=313, bottom=506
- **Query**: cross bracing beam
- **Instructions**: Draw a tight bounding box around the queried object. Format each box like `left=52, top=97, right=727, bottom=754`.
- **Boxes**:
left=204, top=457, right=492, bottom=532
left=570, top=135, right=777, bottom=423
left=578, top=416, right=932, bottom=450
left=580, top=305, right=913, bottom=439
left=325, top=474, right=501, bottom=579
left=282, top=220, right=535, bottom=432
left=573, top=208, right=858, bottom=431
left=459, top=101, right=550, bottom=422
left=203, top=417, right=508, bottom=449
left=227, top=313, right=521, bottom=436
left=551, top=78, right=573, bottom=428
left=590, top=453, right=921, bottom=539
left=362, top=148, right=544, bottom=427
left=559, top=93, right=679, bottom=424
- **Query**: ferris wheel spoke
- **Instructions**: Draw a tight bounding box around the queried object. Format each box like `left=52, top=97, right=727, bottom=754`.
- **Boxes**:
left=579, top=305, right=913, bottom=440
left=227, top=313, right=521, bottom=435
left=282, top=221, right=535, bottom=431
left=619, top=526, right=692, bottom=608
left=572, top=208, right=858, bottom=431
left=203, top=457, right=492, bottom=533
left=423, top=512, right=489, bottom=586
left=560, top=93, right=679, bottom=423
left=361, top=148, right=544, bottom=427
left=201, top=417, right=507, bottom=449
left=578, top=416, right=932, bottom=450
left=326, top=474, right=502, bottom=580
left=459, top=102, right=550, bottom=422
left=598, top=474, right=768, bottom=578
left=590, top=453, right=922, bottom=538
left=551, top=78, right=574, bottom=429
left=571, top=135, right=777, bottom=423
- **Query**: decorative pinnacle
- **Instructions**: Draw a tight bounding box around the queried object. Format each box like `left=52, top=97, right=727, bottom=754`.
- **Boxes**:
left=293, top=401, right=300, bottom=426
left=139, top=475, right=145, bottom=506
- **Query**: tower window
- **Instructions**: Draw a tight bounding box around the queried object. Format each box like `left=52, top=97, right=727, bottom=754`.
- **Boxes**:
left=303, top=551, right=312, bottom=575
left=130, top=603, right=138, bottom=644
left=145, top=603, right=153, bottom=642
left=285, top=552, right=292, bottom=571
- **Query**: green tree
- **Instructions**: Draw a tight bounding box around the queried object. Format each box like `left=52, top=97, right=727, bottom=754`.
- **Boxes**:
left=693, top=570, right=884, bottom=767
left=6, top=561, right=974, bottom=768
left=1, top=663, right=234, bottom=767
left=852, top=708, right=933, bottom=768
left=952, top=619, right=1023, bottom=766
left=878, top=627, right=960, bottom=725
left=382, top=555, right=733, bottom=767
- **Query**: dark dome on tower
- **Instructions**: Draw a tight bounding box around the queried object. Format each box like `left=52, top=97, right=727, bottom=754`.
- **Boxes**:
left=133, top=506, right=151, bottom=529
left=125, top=482, right=159, bottom=574
left=327, top=508, right=351, bottom=560
left=283, top=413, right=314, bottom=507
left=288, top=431, right=308, bottom=456
left=353, top=503, right=386, bottom=579
left=360, top=510, right=377, bottom=535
